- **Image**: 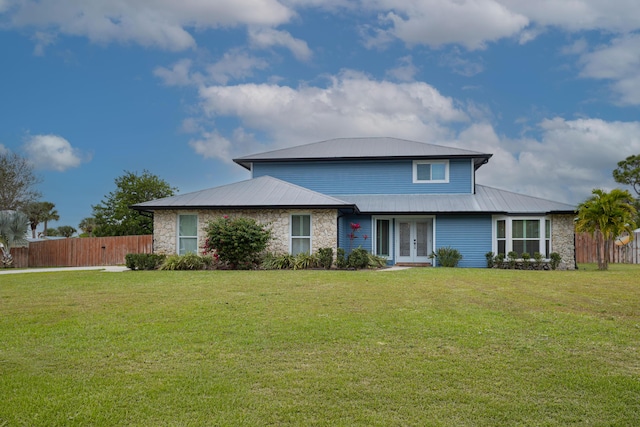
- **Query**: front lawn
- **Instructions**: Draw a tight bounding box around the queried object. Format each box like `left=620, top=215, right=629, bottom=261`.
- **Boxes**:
left=1, top=265, right=639, bottom=426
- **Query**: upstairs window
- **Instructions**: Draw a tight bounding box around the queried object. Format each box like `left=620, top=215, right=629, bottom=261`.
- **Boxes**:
left=413, top=160, right=449, bottom=183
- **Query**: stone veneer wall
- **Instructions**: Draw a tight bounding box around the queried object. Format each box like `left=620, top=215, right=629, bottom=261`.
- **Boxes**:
left=153, top=209, right=338, bottom=255
left=551, top=214, right=576, bottom=270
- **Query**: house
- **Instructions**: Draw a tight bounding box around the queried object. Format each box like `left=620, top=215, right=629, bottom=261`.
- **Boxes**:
left=133, top=137, right=576, bottom=268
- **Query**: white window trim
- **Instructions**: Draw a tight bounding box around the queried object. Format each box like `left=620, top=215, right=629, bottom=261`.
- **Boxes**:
left=372, top=216, right=394, bottom=260
left=177, top=213, right=198, bottom=255
left=290, top=213, right=312, bottom=255
left=492, top=216, right=551, bottom=258
left=413, top=160, right=449, bottom=184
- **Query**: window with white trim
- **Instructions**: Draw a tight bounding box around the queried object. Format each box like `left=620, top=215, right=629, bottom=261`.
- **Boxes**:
left=178, top=214, right=198, bottom=255
left=375, top=219, right=391, bottom=257
left=413, top=160, right=449, bottom=183
left=494, top=216, right=551, bottom=257
left=291, top=214, right=311, bottom=255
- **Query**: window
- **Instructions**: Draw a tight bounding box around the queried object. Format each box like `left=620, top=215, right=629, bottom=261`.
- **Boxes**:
left=291, top=214, right=311, bottom=255
left=375, top=219, right=391, bottom=257
left=494, top=217, right=551, bottom=257
left=178, top=214, right=198, bottom=255
left=413, top=160, right=449, bottom=183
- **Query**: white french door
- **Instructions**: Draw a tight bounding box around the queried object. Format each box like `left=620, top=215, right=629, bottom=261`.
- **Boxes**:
left=396, top=218, right=433, bottom=263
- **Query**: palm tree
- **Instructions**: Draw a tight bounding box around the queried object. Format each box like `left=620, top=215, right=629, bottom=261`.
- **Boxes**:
left=78, top=217, right=97, bottom=237
left=41, top=202, right=59, bottom=237
left=23, top=201, right=48, bottom=238
left=0, top=210, right=29, bottom=267
left=576, top=188, right=638, bottom=270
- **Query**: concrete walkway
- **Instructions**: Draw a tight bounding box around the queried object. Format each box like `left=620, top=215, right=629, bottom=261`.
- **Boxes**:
left=0, top=266, right=129, bottom=275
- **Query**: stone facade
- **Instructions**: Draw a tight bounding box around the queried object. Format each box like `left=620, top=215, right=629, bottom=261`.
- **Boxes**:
left=551, top=214, right=576, bottom=270
left=153, top=209, right=338, bottom=255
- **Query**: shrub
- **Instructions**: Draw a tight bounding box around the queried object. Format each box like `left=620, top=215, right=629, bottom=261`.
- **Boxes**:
left=431, top=246, right=463, bottom=267
left=317, top=248, right=334, bottom=269
left=367, top=253, right=387, bottom=268
left=485, top=251, right=495, bottom=268
left=347, top=247, right=370, bottom=269
left=507, top=251, right=519, bottom=269
left=336, top=248, right=348, bottom=269
left=262, top=253, right=294, bottom=270
left=494, top=253, right=505, bottom=268
left=293, top=252, right=318, bottom=270
left=533, top=252, right=544, bottom=269
left=125, top=253, right=166, bottom=270
left=160, top=253, right=213, bottom=270
left=549, top=252, right=562, bottom=270
left=521, top=252, right=531, bottom=270
left=202, top=216, right=272, bottom=269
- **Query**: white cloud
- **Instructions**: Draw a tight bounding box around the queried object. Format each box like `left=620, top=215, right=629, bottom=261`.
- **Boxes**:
left=386, top=56, right=418, bottom=82
left=154, top=59, right=196, bottom=86
left=23, top=134, right=87, bottom=171
left=578, top=33, right=640, bottom=105
left=0, top=143, right=7, bottom=154
left=364, top=0, right=529, bottom=50
left=462, top=118, right=640, bottom=203
left=195, top=70, right=468, bottom=159
left=207, top=50, right=270, bottom=84
left=248, top=27, right=312, bottom=61
left=6, top=0, right=294, bottom=51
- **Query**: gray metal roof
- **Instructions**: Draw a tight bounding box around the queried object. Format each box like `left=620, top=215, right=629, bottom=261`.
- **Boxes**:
left=132, top=176, right=356, bottom=211
left=334, top=185, right=576, bottom=214
left=234, top=137, right=492, bottom=170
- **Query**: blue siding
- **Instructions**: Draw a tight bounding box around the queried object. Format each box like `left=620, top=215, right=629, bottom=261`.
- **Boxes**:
left=338, top=214, right=373, bottom=254
left=435, top=215, right=492, bottom=268
left=253, top=159, right=472, bottom=194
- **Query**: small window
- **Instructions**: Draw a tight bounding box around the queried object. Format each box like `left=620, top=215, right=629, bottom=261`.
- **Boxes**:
left=375, top=219, right=390, bottom=257
left=291, top=214, right=311, bottom=255
left=413, top=160, right=449, bottom=183
left=178, top=214, right=198, bottom=255
left=496, top=219, right=506, bottom=256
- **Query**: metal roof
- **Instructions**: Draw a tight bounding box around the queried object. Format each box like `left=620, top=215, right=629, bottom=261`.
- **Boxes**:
left=132, top=176, right=356, bottom=211
left=335, top=185, right=576, bottom=214
left=234, top=137, right=492, bottom=170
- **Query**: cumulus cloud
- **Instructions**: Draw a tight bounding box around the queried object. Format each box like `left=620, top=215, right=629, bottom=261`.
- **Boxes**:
left=461, top=118, right=640, bottom=204
left=154, top=59, right=197, bottom=86
left=194, top=70, right=468, bottom=159
left=386, top=56, right=418, bottom=82
left=248, top=27, right=312, bottom=61
left=207, top=50, right=270, bottom=84
left=5, top=0, right=294, bottom=51
left=23, top=134, right=88, bottom=171
left=578, top=33, right=640, bottom=105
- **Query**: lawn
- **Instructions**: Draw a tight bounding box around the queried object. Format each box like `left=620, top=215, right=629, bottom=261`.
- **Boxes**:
left=1, top=265, right=639, bottom=426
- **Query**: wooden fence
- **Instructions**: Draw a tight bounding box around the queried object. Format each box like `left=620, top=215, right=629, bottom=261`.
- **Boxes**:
left=9, top=235, right=153, bottom=268
left=575, top=231, right=640, bottom=264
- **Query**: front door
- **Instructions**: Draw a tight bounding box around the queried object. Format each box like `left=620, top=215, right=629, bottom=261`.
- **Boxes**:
left=396, top=219, right=432, bottom=264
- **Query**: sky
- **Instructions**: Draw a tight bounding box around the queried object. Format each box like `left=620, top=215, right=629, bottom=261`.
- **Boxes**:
left=1, top=0, right=640, bottom=234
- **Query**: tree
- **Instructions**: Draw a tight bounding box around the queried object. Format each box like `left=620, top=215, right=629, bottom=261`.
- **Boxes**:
left=613, top=154, right=640, bottom=196
left=92, top=170, right=176, bottom=236
left=78, top=217, right=97, bottom=237
left=0, top=210, right=28, bottom=267
left=56, top=225, right=77, bottom=237
left=576, top=188, right=637, bottom=270
left=45, top=228, right=60, bottom=237
left=40, top=202, right=59, bottom=236
left=0, top=151, right=41, bottom=211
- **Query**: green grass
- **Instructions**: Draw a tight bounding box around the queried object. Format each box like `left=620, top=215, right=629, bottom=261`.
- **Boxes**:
left=1, top=265, right=639, bottom=426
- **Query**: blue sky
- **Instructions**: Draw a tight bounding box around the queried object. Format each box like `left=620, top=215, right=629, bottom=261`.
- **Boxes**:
left=1, top=0, right=639, bottom=233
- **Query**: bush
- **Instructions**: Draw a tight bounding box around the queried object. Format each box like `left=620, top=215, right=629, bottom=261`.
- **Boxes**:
left=293, top=252, right=318, bottom=270
left=125, top=253, right=166, bottom=270
left=521, top=252, right=531, bottom=270
left=317, top=248, right=334, bottom=269
left=533, top=252, right=544, bottom=269
left=262, top=253, right=294, bottom=270
left=336, top=248, right=348, bottom=269
left=485, top=251, right=495, bottom=268
left=347, top=247, right=370, bottom=269
left=202, top=216, right=272, bottom=269
left=431, top=246, right=463, bottom=267
left=367, top=253, right=387, bottom=268
left=549, top=252, right=562, bottom=270
left=507, top=251, right=519, bottom=269
left=494, top=253, right=505, bottom=268
left=160, top=253, right=213, bottom=270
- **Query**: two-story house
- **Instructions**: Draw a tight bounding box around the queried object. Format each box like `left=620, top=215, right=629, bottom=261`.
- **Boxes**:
left=134, top=137, right=576, bottom=268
